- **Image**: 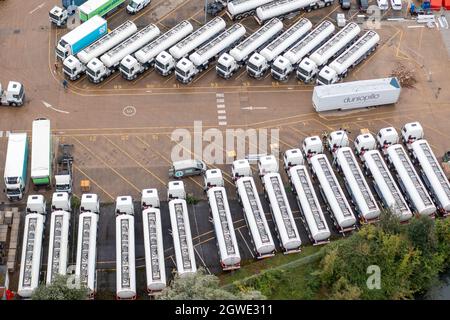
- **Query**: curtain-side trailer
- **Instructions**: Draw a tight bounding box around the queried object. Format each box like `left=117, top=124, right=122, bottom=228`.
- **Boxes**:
left=31, top=119, right=52, bottom=188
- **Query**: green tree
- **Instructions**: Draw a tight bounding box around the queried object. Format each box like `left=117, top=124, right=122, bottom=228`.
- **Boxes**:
left=32, top=275, right=88, bottom=300
left=435, top=218, right=450, bottom=266
left=158, top=268, right=265, bottom=300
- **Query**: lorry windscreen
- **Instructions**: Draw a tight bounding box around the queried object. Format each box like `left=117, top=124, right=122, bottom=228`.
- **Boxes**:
left=49, top=12, right=60, bottom=21
left=271, top=64, right=284, bottom=75
left=6, top=177, right=19, bottom=184
left=175, top=67, right=187, bottom=76
left=129, top=1, right=139, bottom=8
left=59, top=39, right=68, bottom=48
left=317, top=75, right=330, bottom=85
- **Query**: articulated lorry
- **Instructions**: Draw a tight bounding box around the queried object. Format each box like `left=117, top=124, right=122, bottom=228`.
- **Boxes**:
left=120, top=21, right=192, bottom=80
left=64, top=21, right=137, bottom=80
left=317, top=30, right=380, bottom=85
left=176, top=24, right=246, bottom=83
left=31, top=119, right=52, bottom=188
left=255, top=0, right=334, bottom=25
left=227, top=0, right=274, bottom=20
left=155, top=17, right=226, bottom=76
left=3, top=133, right=28, bottom=201
left=247, top=18, right=312, bottom=79
left=87, top=24, right=160, bottom=83
left=0, top=81, right=25, bottom=107
left=297, top=22, right=360, bottom=83
left=55, top=15, right=108, bottom=60
left=79, top=0, right=126, bottom=22
left=312, top=77, right=402, bottom=112
left=216, top=18, right=283, bottom=79
left=271, top=20, right=335, bottom=81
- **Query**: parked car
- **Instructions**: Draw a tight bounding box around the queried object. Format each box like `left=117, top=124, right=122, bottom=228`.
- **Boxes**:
left=377, top=0, right=389, bottom=10
left=390, top=0, right=402, bottom=10
left=358, top=0, right=369, bottom=11
left=340, top=0, right=351, bottom=9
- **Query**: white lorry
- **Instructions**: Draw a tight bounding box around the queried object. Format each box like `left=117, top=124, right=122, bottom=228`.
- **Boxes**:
left=317, top=30, right=380, bottom=85
left=18, top=195, right=47, bottom=298
left=176, top=24, right=247, bottom=83
left=283, top=149, right=331, bottom=245
left=141, top=188, right=167, bottom=293
left=126, top=0, right=151, bottom=14
left=31, top=118, right=52, bottom=188
left=155, top=17, right=226, bottom=76
left=386, top=144, right=436, bottom=217
left=86, top=24, right=160, bottom=83
left=115, top=196, right=137, bottom=300
left=64, top=21, right=138, bottom=80
left=271, top=20, right=335, bottom=81
left=167, top=181, right=197, bottom=276
left=312, top=77, right=402, bottom=112
left=3, top=133, right=28, bottom=200
left=75, top=193, right=100, bottom=298
left=302, top=135, right=324, bottom=163
left=46, top=192, right=71, bottom=285
left=204, top=169, right=241, bottom=270
left=255, top=0, right=334, bottom=25
left=216, top=18, right=283, bottom=79
left=258, top=155, right=302, bottom=253
left=246, top=18, right=312, bottom=79
left=0, top=81, right=25, bottom=107
left=376, top=126, right=400, bottom=157
left=297, top=22, right=360, bottom=83
left=400, top=121, right=424, bottom=151
left=232, top=159, right=276, bottom=259
left=120, top=21, right=193, bottom=80
left=49, top=6, right=69, bottom=27
left=227, top=0, right=274, bottom=20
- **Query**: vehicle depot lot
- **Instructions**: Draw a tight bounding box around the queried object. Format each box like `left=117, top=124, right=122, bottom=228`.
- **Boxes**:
left=1, top=0, right=450, bottom=297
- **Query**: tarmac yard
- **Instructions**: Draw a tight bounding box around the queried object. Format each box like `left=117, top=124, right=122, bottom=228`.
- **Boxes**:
left=1, top=0, right=450, bottom=298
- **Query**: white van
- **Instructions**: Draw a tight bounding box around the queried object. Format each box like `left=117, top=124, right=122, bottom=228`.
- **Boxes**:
left=168, top=159, right=207, bottom=178
left=390, top=0, right=402, bottom=10
left=377, top=0, right=389, bottom=10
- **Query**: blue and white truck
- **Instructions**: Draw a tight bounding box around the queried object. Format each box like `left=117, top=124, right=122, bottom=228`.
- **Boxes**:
left=3, top=133, right=28, bottom=201
left=56, top=15, right=108, bottom=60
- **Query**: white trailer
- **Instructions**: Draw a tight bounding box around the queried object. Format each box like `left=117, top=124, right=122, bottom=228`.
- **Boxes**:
left=255, top=0, right=334, bottom=25
left=120, top=21, right=193, bottom=80
left=18, top=195, right=47, bottom=298
left=227, top=0, right=274, bottom=20
left=155, top=17, right=226, bottom=76
left=176, top=24, right=247, bottom=83
left=246, top=18, right=312, bottom=79
left=115, top=196, right=136, bottom=300
left=317, top=31, right=380, bottom=85
left=386, top=144, right=436, bottom=217
left=271, top=20, right=335, bottom=81
left=3, top=132, right=28, bottom=201
left=64, top=21, right=138, bottom=80
left=312, top=77, right=402, bottom=112
left=31, top=118, right=52, bottom=188
left=46, top=209, right=70, bottom=285
left=297, top=22, right=360, bottom=83
left=216, top=18, right=283, bottom=79
left=335, top=147, right=380, bottom=223
left=168, top=199, right=197, bottom=276
left=411, top=140, right=450, bottom=215
left=207, top=186, right=241, bottom=270
left=86, top=24, right=160, bottom=83
left=75, top=194, right=100, bottom=298
left=362, top=150, right=412, bottom=221
left=141, top=188, right=166, bottom=293
left=310, top=154, right=356, bottom=233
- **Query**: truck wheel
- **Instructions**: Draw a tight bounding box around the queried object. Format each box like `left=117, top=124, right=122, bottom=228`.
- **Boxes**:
left=11, top=102, right=17, bottom=107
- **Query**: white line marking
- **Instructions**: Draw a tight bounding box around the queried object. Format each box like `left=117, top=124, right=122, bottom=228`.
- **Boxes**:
left=216, top=98, right=225, bottom=103
left=237, top=228, right=255, bottom=259
left=218, top=121, right=227, bottom=126
left=216, top=93, right=224, bottom=98
left=217, top=110, right=226, bottom=114
left=5, top=131, right=9, bottom=137
left=42, top=101, right=70, bottom=114
left=29, top=2, right=46, bottom=14
left=217, top=104, right=225, bottom=108
left=218, top=116, right=227, bottom=120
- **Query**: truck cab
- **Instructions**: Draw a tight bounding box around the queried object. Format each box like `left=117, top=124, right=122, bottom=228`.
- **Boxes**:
left=175, top=58, right=196, bottom=84
left=271, top=56, right=292, bottom=81
left=49, top=6, right=68, bottom=27
left=154, top=51, right=175, bottom=76
left=317, top=66, right=338, bottom=85
left=257, top=155, right=278, bottom=176
left=354, top=132, right=376, bottom=158
left=127, top=0, right=151, bottom=14
left=63, top=56, right=85, bottom=80
left=296, top=57, right=318, bottom=83
left=86, top=58, right=108, bottom=83
left=167, top=181, right=186, bottom=200
left=247, top=53, right=269, bottom=79
left=80, top=193, right=100, bottom=213
left=55, top=144, right=74, bottom=194
left=120, top=55, right=141, bottom=80
left=26, top=195, right=47, bottom=215
left=141, top=188, right=160, bottom=208
left=401, top=122, right=424, bottom=150
left=327, top=130, right=349, bottom=155
left=376, top=127, right=399, bottom=154
left=302, top=136, right=324, bottom=161
left=283, top=148, right=304, bottom=169
left=0, top=81, right=25, bottom=107
left=231, top=159, right=252, bottom=180
left=203, top=169, right=224, bottom=190
left=52, top=192, right=71, bottom=212
left=115, top=196, right=135, bottom=216
left=216, top=53, right=238, bottom=79
left=168, top=159, right=207, bottom=179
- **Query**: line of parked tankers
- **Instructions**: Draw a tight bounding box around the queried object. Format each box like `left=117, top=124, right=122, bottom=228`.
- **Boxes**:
left=57, top=0, right=380, bottom=86
left=13, top=120, right=450, bottom=299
